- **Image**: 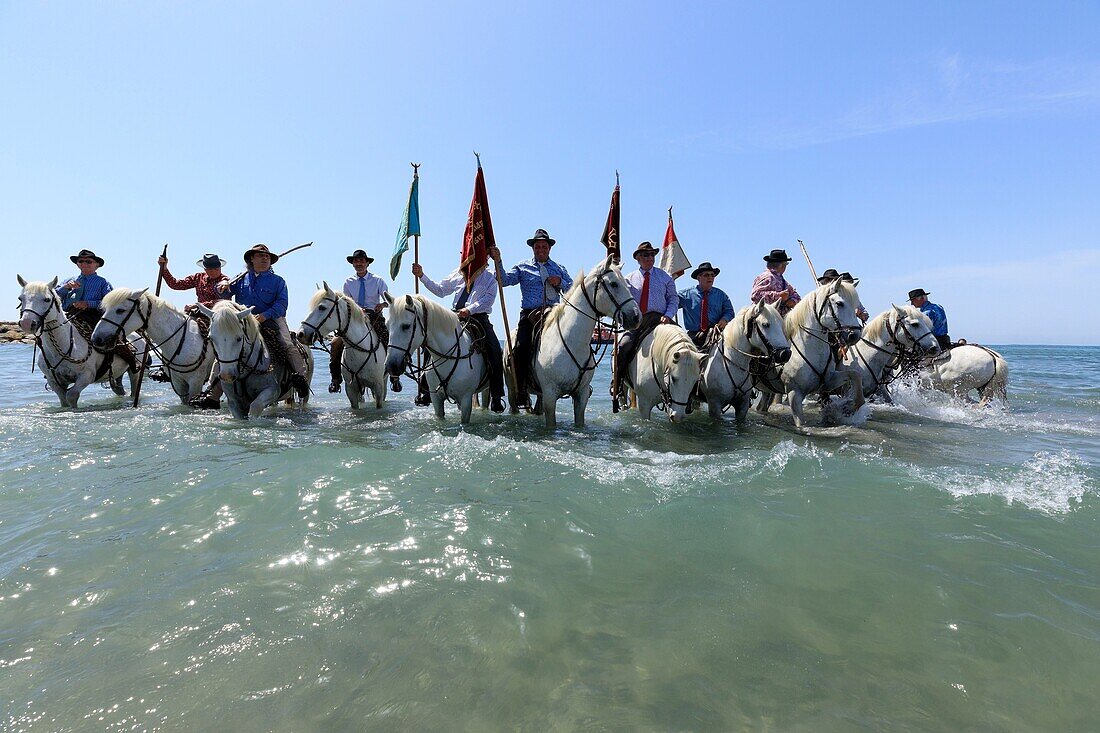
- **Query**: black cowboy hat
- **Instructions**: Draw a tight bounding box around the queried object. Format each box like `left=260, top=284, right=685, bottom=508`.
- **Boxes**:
left=908, top=288, right=931, bottom=300
left=69, top=249, right=104, bottom=266
left=817, top=268, right=841, bottom=284
left=197, top=253, right=227, bottom=268
left=526, top=228, right=556, bottom=246
left=763, top=249, right=793, bottom=264
left=839, top=271, right=859, bottom=286
left=244, top=243, right=279, bottom=265
left=633, top=241, right=660, bottom=259
left=690, top=262, right=720, bottom=279
left=346, top=249, right=375, bottom=265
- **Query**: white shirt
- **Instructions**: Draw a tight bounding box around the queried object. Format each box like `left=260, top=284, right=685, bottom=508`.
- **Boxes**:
left=418, top=268, right=497, bottom=315
left=342, top=272, right=389, bottom=309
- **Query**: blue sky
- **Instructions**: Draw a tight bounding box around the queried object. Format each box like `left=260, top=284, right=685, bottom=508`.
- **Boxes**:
left=3, top=2, right=1098, bottom=344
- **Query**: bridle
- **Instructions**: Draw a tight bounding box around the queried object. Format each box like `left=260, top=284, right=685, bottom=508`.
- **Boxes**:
left=98, top=293, right=211, bottom=386
left=788, top=289, right=862, bottom=391
left=210, top=320, right=269, bottom=383
left=309, top=293, right=383, bottom=384
left=717, top=311, right=790, bottom=404
left=853, top=312, right=937, bottom=394
left=19, top=290, right=95, bottom=372
left=388, top=297, right=487, bottom=401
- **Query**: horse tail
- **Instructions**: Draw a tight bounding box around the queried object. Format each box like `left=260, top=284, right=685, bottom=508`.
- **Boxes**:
left=992, top=352, right=1009, bottom=405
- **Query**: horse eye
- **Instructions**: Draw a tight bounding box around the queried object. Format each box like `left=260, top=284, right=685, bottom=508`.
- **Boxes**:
left=236, top=337, right=242, bottom=343
left=671, top=376, right=677, bottom=383
left=837, top=302, right=845, bottom=308
left=320, top=306, right=327, bottom=311
left=609, top=282, right=618, bottom=288
left=401, top=324, right=410, bottom=331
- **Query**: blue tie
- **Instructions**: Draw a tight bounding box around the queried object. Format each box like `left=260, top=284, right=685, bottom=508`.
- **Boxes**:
left=455, top=286, right=470, bottom=310
left=358, top=277, right=366, bottom=308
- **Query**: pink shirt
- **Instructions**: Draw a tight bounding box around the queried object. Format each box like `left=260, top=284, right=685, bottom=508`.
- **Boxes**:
left=750, top=268, right=801, bottom=315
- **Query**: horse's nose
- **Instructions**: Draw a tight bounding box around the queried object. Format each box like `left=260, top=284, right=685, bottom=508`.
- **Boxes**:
left=623, top=308, right=641, bottom=329
left=385, top=353, right=406, bottom=377
left=925, top=343, right=941, bottom=357
left=18, top=316, right=36, bottom=333
left=668, top=410, right=684, bottom=424
left=774, top=347, right=792, bottom=364
left=843, top=329, right=861, bottom=346
left=91, top=332, right=109, bottom=349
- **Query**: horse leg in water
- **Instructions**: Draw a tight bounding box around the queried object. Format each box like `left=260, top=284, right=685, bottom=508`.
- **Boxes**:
left=542, top=388, right=558, bottom=428
left=572, top=386, right=592, bottom=428
left=733, top=393, right=752, bottom=422
left=224, top=385, right=249, bottom=419
left=344, top=373, right=361, bottom=410
left=250, top=384, right=280, bottom=418
left=636, top=393, right=655, bottom=421
left=787, top=388, right=807, bottom=428
left=755, top=392, right=774, bottom=414
left=45, top=370, right=69, bottom=407
left=373, top=379, right=386, bottom=409
left=429, top=387, right=446, bottom=419
left=459, top=393, right=475, bottom=424
left=65, top=371, right=96, bottom=409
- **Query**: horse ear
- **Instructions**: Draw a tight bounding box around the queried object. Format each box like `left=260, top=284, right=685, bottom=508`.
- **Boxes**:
left=17, top=274, right=26, bottom=287
left=237, top=307, right=254, bottom=321
left=323, top=280, right=333, bottom=294
left=753, top=300, right=764, bottom=317
left=383, top=291, right=394, bottom=306
left=892, top=303, right=906, bottom=317
left=48, top=276, right=58, bottom=288
left=196, top=303, right=215, bottom=319
left=137, top=287, right=150, bottom=298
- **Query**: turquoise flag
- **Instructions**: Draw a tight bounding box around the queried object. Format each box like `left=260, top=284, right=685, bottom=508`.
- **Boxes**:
left=390, top=170, right=421, bottom=279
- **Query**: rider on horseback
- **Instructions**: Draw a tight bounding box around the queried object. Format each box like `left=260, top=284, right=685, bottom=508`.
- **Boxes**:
left=750, top=249, right=801, bottom=316
left=328, top=249, right=401, bottom=394
left=412, top=262, right=506, bottom=413
left=218, top=244, right=311, bottom=400
left=678, top=262, right=734, bottom=349
left=908, top=288, right=951, bottom=351
left=610, top=241, right=678, bottom=409
left=55, top=249, right=138, bottom=373
left=158, top=252, right=229, bottom=311
left=490, top=228, right=573, bottom=408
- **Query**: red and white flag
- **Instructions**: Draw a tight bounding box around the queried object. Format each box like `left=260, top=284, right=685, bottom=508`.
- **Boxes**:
left=660, top=206, right=691, bottom=276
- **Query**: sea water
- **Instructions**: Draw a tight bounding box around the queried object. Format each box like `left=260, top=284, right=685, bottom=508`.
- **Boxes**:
left=1, top=344, right=1097, bottom=731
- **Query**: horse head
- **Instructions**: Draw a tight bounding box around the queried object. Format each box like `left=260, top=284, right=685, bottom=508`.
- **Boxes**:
left=820, top=280, right=864, bottom=345
left=892, top=304, right=940, bottom=357
left=665, top=346, right=706, bottom=423
left=593, top=256, right=641, bottom=328
left=91, top=287, right=149, bottom=349
left=752, top=300, right=792, bottom=364
left=206, top=303, right=255, bottom=383
left=17, top=276, right=59, bottom=335
left=300, top=282, right=341, bottom=342
left=385, top=294, right=423, bottom=377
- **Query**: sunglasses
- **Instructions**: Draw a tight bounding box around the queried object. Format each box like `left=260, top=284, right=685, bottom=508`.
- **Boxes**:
left=76, top=259, right=95, bottom=264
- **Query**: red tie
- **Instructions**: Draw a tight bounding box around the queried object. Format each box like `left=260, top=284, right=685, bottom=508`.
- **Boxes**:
left=639, top=270, right=650, bottom=314
left=699, top=290, right=709, bottom=331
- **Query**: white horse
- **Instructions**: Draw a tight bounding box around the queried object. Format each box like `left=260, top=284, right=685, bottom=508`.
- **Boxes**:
left=300, top=283, right=387, bottom=410
left=756, top=279, right=866, bottom=427
left=385, top=294, right=488, bottom=424
left=842, top=305, right=939, bottom=403
left=197, top=301, right=314, bottom=419
left=17, top=276, right=146, bottom=408
left=504, top=255, right=641, bottom=428
left=700, top=300, right=791, bottom=421
left=91, top=288, right=215, bottom=404
left=908, top=343, right=1009, bottom=406
left=623, top=324, right=708, bottom=423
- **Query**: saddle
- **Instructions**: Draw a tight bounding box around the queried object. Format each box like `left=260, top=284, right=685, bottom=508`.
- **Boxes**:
left=460, top=317, right=488, bottom=356
left=67, top=310, right=139, bottom=377
left=259, top=327, right=309, bottom=373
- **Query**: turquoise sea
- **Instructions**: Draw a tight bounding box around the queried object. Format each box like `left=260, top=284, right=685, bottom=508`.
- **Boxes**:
left=1, top=344, right=1098, bottom=731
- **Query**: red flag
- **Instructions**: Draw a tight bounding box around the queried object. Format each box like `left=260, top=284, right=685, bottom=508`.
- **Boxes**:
left=460, top=159, right=496, bottom=287
left=660, top=206, right=691, bottom=275
left=600, top=178, right=621, bottom=262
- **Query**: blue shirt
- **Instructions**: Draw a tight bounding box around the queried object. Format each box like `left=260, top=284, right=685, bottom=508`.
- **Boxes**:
left=56, top=273, right=113, bottom=310
left=920, top=301, right=949, bottom=336
left=229, top=269, right=288, bottom=320
left=497, top=257, right=574, bottom=309
left=678, top=285, right=735, bottom=331
left=626, top=267, right=678, bottom=320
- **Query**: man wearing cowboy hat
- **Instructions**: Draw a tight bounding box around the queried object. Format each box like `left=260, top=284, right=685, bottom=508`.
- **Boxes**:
left=56, top=249, right=114, bottom=327
left=610, top=241, right=679, bottom=407
left=817, top=269, right=868, bottom=322
left=158, top=252, right=230, bottom=311
left=908, top=288, right=951, bottom=350
left=411, top=260, right=506, bottom=413
left=750, top=249, right=801, bottom=316
left=328, top=249, right=400, bottom=394
left=489, top=228, right=573, bottom=406
left=678, top=262, right=735, bottom=348
left=218, top=244, right=310, bottom=397
left=55, top=248, right=138, bottom=372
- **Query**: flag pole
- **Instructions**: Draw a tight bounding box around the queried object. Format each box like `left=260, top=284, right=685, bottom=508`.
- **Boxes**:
left=411, top=163, right=422, bottom=381
left=609, top=171, right=622, bottom=412
left=132, top=242, right=167, bottom=407
left=797, top=239, right=818, bottom=282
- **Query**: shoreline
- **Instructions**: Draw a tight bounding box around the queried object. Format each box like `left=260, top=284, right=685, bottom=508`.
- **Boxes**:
left=0, top=321, right=33, bottom=345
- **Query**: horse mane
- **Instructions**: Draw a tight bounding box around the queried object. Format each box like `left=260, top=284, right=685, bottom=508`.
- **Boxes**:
left=784, top=281, right=857, bottom=337
left=651, top=324, right=700, bottom=362
left=309, top=289, right=366, bottom=327
left=394, top=293, right=458, bottom=329
left=863, top=305, right=931, bottom=343
left=209, top=299, right=259, bottom=340
left=101, top=287, right=184, bottom=317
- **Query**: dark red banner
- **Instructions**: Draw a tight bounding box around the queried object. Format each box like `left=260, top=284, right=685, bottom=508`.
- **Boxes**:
left=600, top=183, right=621, bottom=262
left=461, top=162, right=496, bottom=287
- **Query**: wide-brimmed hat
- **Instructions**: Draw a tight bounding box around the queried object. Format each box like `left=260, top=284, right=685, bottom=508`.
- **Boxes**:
left=764, top=249, right=793, bottom=264
left=197, top=254, right=227, bottom=268
left=244, top=243, right=279, bottom=265
left=817, top=268, right=841, bottom=284
left=526, top=228, right=556, bottom=246
left=839, top=271, right=859, bottom=286
left=633, top=241, right=660, bottom=259
left=690, top=262, right=720, bottom=279
left=908, top=288, right=931, bottom=300
left=346, top=249, right=375, bottom=265
left=69, top=249, right=104, bottom=266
